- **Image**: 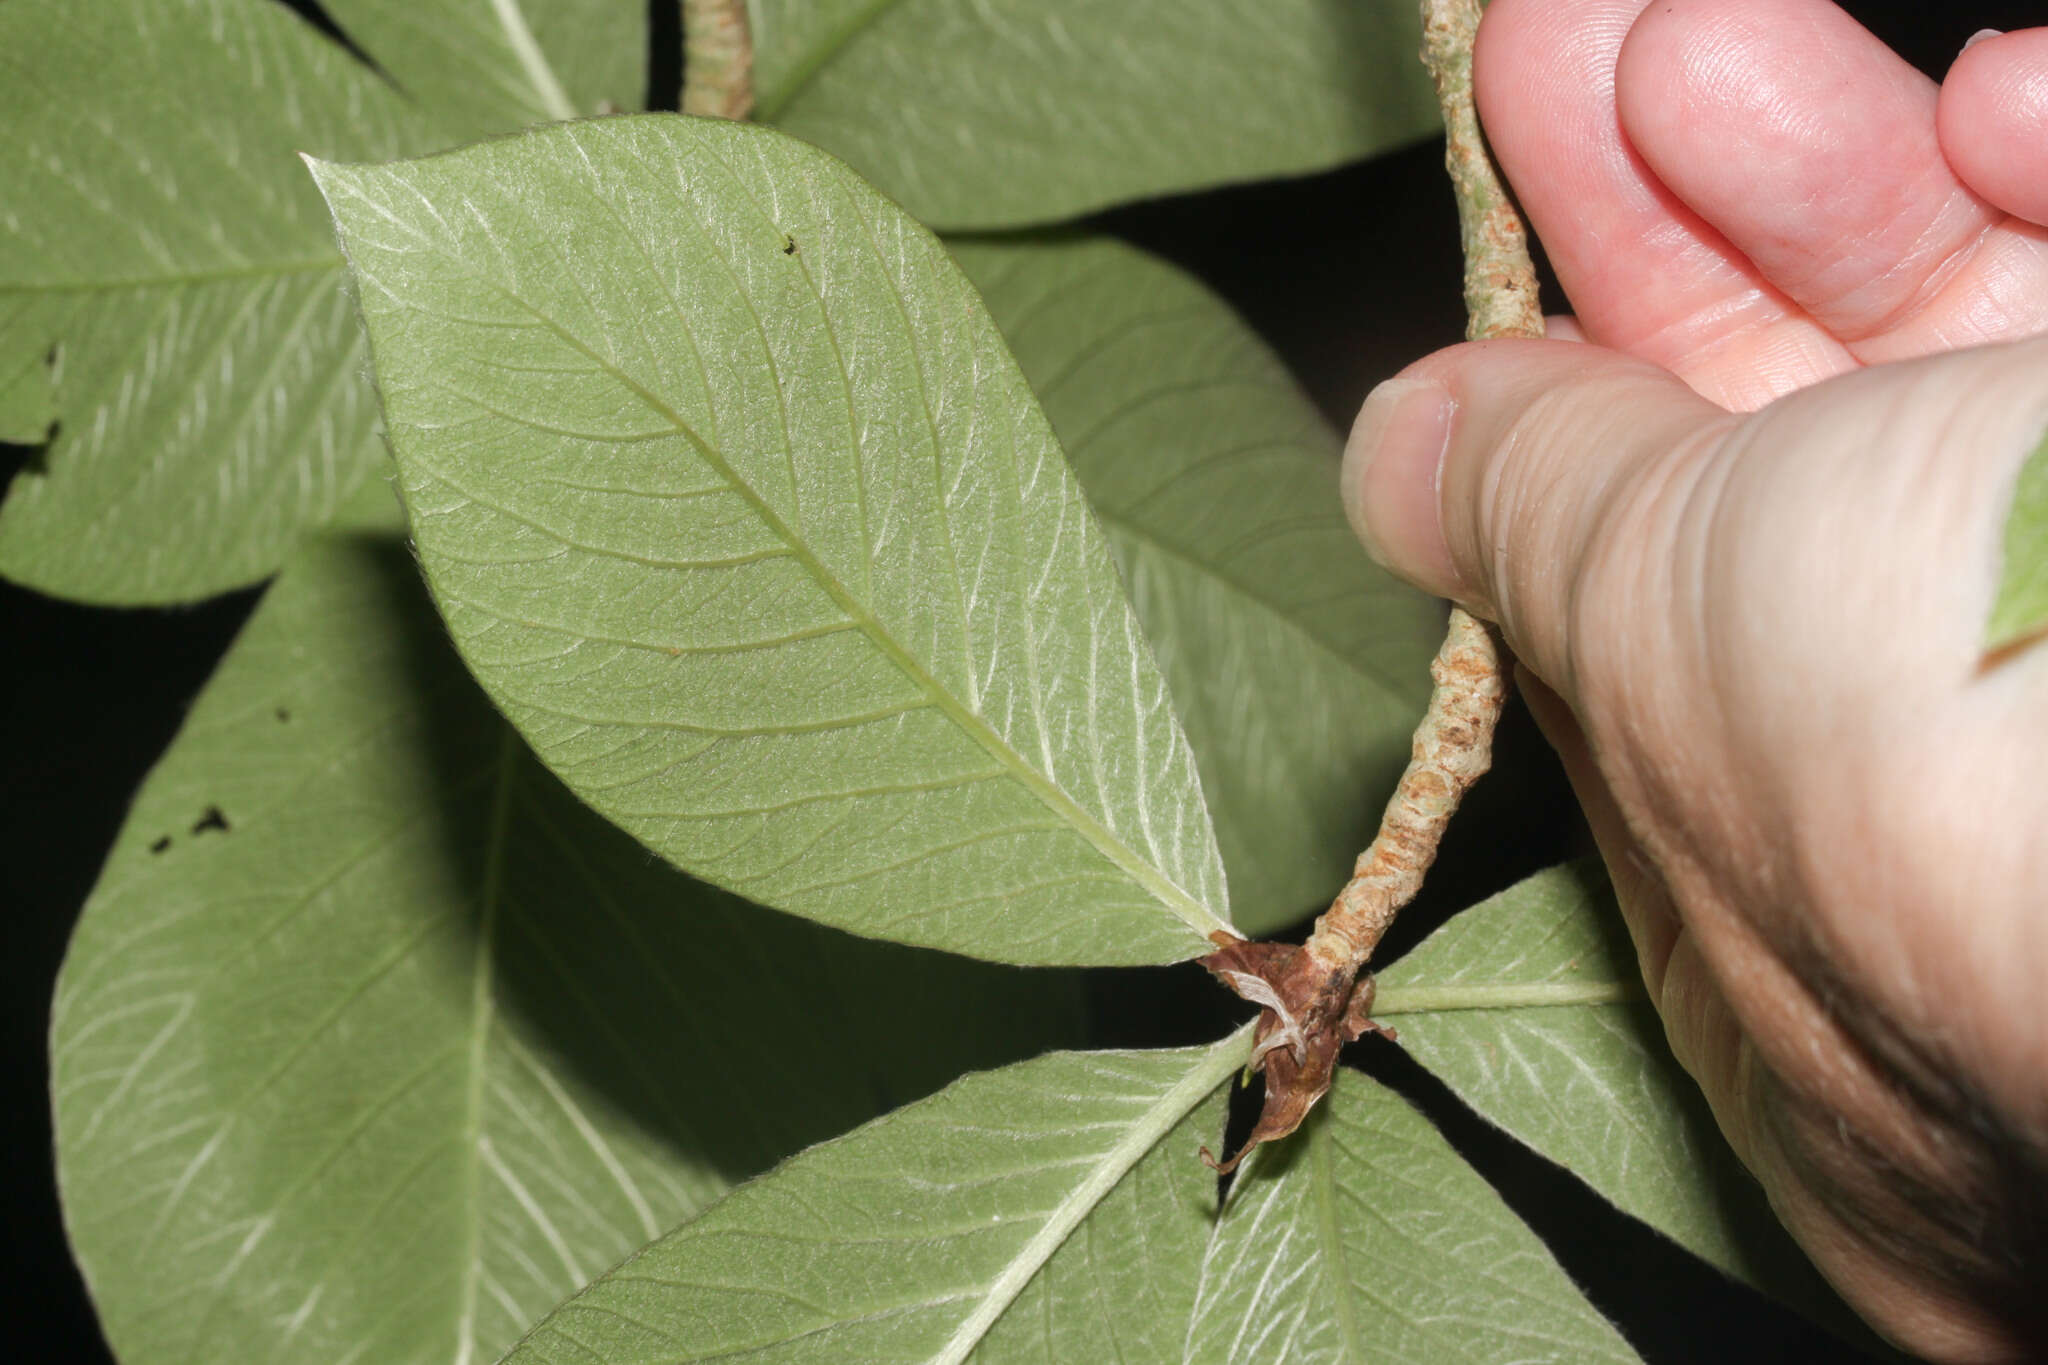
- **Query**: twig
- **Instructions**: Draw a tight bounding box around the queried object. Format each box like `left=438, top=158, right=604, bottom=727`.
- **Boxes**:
left=1424, top=0, right=1545, bottom=343
left=1198, top=0, right=1539, bottom=1173
left=1301, top=608, right=1507, bottom=971
left=682, top=0, right=754, bottom=120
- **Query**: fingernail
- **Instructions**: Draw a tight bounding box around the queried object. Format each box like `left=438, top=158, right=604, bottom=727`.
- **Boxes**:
left=1342, top=376, right=1459, bottom=596
left=1963, top=28, right=2002, bottom=51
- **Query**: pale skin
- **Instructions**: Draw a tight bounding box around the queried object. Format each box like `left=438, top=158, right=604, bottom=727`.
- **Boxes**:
left=1343, top=2, right=2048, bottom=1359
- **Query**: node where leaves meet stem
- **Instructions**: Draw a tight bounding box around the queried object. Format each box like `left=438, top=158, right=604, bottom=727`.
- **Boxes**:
left=681, top=0, right=754, bottom=119
left=1197, top=0, right=1540, bottom=1174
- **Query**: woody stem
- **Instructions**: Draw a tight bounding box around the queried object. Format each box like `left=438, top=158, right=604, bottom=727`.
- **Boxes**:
left=681, top=0, right=755, bottom=119
left=1299, top=0, right=1541, bottom=976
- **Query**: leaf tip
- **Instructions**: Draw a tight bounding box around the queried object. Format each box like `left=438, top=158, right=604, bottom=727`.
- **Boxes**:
left=297, top=154, right=357, bottom=212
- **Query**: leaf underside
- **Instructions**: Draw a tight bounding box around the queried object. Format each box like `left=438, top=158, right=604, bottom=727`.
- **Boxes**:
left=320, top=0, right=645, bottom=138
left=505, top=1033, right=1646, bottom=1364
left=1987, top=423, right=2048, bottom=650
left=954, top=237, right=1438, bottom=938
left=1187, top=1070, right=1641, bottom=1364
left=51, top=533, right=1084, bottom=1365
left=504, top=1036, right=1249, bottom=1364
left=1378, top=863, right=1863, bottom=1335
left=0, top=0, right=642, bottom=603
left=749, top=0, right=1442, bottom=230
left=313, top=117, right=1232, bottom=966
left=4, top=0, right=1438, bottom=603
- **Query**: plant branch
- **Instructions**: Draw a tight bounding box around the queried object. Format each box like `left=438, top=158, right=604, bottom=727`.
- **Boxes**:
left=1197, top=0, right=1541, bottom=1172
left=682, top=0, right=754, bottom=120
left=1300, top=608, right=1506, bottom=973
left=1425, top=0, right=1545, bottom=343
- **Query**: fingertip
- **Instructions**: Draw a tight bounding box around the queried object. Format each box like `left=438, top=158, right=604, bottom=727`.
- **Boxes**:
left=1342, top=375, right=1459, bottom=599
left=1380, top=339, right=1727, bottom=686
left=1938, top=28, right=2048, bottom=226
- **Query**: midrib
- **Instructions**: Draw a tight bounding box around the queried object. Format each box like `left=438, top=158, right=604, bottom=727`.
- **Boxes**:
left=1371, top=980, right=1640, bottom=1015
left=479, top=285, right=1231, bottom=948
left=452, top=730, right=520, bottom=1365
left=673, top=410, right=1231, bottom=946
left=3, top=255, right=340, bottom=294
left=489, top=0, right=577, bottom=122
left=1311, top=1111, right=1363, bottom=1360
left=934, top=1027, right=1252, bottom=1363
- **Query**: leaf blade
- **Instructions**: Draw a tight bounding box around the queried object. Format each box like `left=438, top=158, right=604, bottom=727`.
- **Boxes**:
left=0, top=0, right=656, bottom=603
left=751, top=0, right=1441, bottom=229
left=501, top=1031, right=1250, bottom=1364
left=51, top=533, right=1084, bottom=1365
left=0, top=0, right=430, bottom=602
left=1376, top=863, right=1856, bottom=1327
left=956, top=237, right=1439, bottom=936
left=312, top=117, right=1231, bottom=964
left=1987, top=424, right=2048, bottom=650
left=320, top=0, right=647, bottom=136
left=1186, top=1068, right=1642, bottom=1363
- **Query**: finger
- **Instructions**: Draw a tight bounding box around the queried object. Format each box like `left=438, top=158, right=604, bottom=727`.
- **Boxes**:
left=1475, top=0, right=1853, bottom=409
left=1342, top=334, right=2048, bottom=715
left=1543, top=314, right=1586, bottom=342
left=1342, top=338, right=1732, bottom=694
left=1939, top=28, right=2048, bottom=227
left=1617, top=0, right=2048, bottom=363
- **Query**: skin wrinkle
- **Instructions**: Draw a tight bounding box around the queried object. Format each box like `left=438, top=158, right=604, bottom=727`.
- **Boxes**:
left=1908, top=226, right=2048, bottom=352
left=1620, top=0, right=2048, bottom=369
left=1359, top=4, right=2048, bottom=1350
left=1420, top=338, right=2048, bottom=1357
left=1664, top=363, right=2048, bottom=1348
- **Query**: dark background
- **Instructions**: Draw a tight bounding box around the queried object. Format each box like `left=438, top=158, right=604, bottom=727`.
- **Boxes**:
left=5, top=2, right=2035, bottom=1360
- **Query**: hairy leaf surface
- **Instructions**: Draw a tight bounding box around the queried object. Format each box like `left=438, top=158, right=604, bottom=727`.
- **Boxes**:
left=748, top=0, right=1440, bottom=229
left=957, top=237, right=1438, bottom=937
left=313, top=118, right=1232, bottom=964
left=0, top=0, right=641, bottom=603
left=1376, top=863, right=1848, bottom=1318
left=1987, top=425, right=2048, bottom=649
left=503, top=1034, right=1249, bottom=1364
left=51, top=534, right=1081, bottom=1365
left=1185, top=1069, right=1641, bottom=1363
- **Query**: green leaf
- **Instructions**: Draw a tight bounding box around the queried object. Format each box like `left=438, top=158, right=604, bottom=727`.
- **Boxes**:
left=1987, top=424, right=2048, bottom=650
left=322, top=0, right=645, bottom=137
left=502, top=1032, right=1250, bottom=1364
left=1186, top=1068, right=1641, bottom=1363
left=956, top=237, right=1438, bottom=937
left=0, top=307, right=56, bottom=442
left=51, top=533, right=1083, bottom=1365
left=0, top=0, right=425, bottom=601
left=0, top=0, right=645, bottom=604
left=311, top=117, right=1232, bottom=965
left=750, top=0, right=1441, bottom=230
left=1375, top=863, right=1850, bottom=1320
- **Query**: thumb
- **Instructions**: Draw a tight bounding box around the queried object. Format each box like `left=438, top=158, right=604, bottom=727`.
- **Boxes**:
left=1341, top=338, right=1734, bottom=696
left=1342, top=336, right=2048, bottom=716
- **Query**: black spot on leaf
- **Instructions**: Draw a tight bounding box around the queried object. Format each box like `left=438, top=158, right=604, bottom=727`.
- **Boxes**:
left=148, top=836, right=172, bottom=855
left=191, top=806, right=230, bottom=836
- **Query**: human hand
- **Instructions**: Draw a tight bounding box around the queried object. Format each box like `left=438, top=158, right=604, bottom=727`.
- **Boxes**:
left=1343, top=3, right=2048, bottom=1359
